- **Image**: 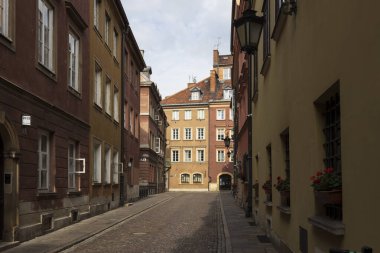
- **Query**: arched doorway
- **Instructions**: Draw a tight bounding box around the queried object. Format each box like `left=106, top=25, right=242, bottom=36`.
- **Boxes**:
left=219, top=174, right=232, bottom=190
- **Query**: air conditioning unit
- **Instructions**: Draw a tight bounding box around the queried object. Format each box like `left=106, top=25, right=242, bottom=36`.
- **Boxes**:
left=154, top=115, right=160, bottom=121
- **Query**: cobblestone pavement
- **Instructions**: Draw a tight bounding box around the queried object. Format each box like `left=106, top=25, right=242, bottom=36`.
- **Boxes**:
left=62, top=192, right=222, bottom=253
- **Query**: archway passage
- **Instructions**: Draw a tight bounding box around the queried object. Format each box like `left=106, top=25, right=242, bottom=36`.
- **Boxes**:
left=219, top=174, right=232, bottom=190
left=0, top=136, right=4, bottom=239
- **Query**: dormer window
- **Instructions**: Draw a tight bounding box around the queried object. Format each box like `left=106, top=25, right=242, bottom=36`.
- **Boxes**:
left=223, top=88, right=233, bottom=100
left=190, top=87, right=202, bottom=100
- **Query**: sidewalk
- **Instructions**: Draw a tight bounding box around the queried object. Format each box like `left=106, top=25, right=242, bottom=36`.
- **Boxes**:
left=219, top=191, right=277, bottom=253
left=2, top=193, right=175, bottom=253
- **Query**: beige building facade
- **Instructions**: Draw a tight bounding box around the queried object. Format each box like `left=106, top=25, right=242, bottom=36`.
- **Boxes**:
left=231, top=0, right=380, bottom=252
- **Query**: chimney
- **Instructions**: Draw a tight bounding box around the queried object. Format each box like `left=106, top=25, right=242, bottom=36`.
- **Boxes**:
left=210, top=70, right=216, bottom=93
left=213, top=49, right=219, bottom=67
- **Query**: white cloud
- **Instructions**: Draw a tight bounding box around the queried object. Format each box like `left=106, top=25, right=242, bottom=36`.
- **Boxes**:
left=121, top=0, right=232, bottom=98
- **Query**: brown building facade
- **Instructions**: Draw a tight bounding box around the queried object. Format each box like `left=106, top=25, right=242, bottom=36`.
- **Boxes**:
left=0, top=0, right=90, bottom=242
left=139, top=66, right=167, bottom=195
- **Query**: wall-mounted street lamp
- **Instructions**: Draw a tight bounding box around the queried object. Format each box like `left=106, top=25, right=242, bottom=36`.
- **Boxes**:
left=224, top=135, right=231, bottom=158
left=234, top=3, right=264, bottom=218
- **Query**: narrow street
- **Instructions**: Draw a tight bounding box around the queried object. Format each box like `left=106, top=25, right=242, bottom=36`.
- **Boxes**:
left=62, top=193, right=221, bottom=253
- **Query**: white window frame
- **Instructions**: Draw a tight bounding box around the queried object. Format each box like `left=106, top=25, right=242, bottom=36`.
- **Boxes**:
left=229, top=150, right=234, bottom=162
left=184, top=128, right=192, bottom=140
left=104, top=13, right=110, bottom=45
left=68, top=32, right=80, bottom=92
left=0, top=0, right=9, bottom=38
left=217, top=128, right=225, bottom=141
left=94, top=0, right=100, bottom=29
left=223, top=67, right=231, bottom=80
left=229, top=108, right=233, bottom=120
left=184, top=110, right=192, bottom=120
left=105, top=77, right=111, bottom=115
left=68, top=142, right=76, bottom=189
left=184, top=149, right=192, bottom=162
left=113, top=29, right=118, bottom=58
left=104, top=145, right=111, bottom=184
left=193, top=173, right=203, bottom=183
left=94, top=63, right=102, bottom=107
left=112, top=151, right=119, bottom=184
left=197, top=109, right=205, bottom=120
left=172, top=110, right=179, bottom=121
left=38, top=131, right=50, bottom=190
left=196, top=148, right=205, bottom=162
left=171, top=149, right=179, bottom=162
left=180, top=173, right=190, bottom=184
left=113, top=85, right=119, bottom=122
left=217, top=149, right=225, bottom=162
left=38, top=0, right=54, bottom=70
left=196, top=127, right=205, bottom=140
left=191, top=91, right=200, bottom=100
left=154, top=137, right=161, bottom=153
left=216, top=109, right=225, bottom=120
left=93, top=141, right=102, bottom=183
left=171, top=128, right=179, bottom=140
left=223, top=89, right=233, bottom=100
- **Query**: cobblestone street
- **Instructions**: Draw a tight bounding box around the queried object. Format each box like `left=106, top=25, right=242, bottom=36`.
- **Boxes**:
left=62, top=193, right=221, bottom=253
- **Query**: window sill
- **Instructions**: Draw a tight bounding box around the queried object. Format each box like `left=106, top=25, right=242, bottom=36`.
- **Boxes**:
left=0, top=33, right=15, bottom=52
left=264, top=201, right=273, bottom=207
left=36, top=62, right=57, bottom=82
left=260, top=55, right=271, bottom=76
left=308, top=215, right=345, bottom=235
left=67, top=191, right=82, bottom=196
left=93, top=103, right=103, bottom=112
left=68, top=86, right=82, bottom=99
left=92, top=182, right=103, bottom=186
left=37, top=192, right=58, bottom=199
left=94, top=26, right=102, bottom=40
left=277, top=205, right=291, bottom=215
left=113, top=56, right=119, bottom=66
left=271, top=5, right=288, bottom=42
left=113, top=120, right=120, bottom=126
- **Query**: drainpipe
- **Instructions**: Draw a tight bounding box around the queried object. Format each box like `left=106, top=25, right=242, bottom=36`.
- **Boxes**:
left=246, top=53, right=253, bottom=218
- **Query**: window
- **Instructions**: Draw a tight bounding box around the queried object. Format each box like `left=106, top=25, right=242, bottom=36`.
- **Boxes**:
left=263, top=0, right=271, bottom=61
left=154, top=137, right=160, bottom=153
left=171, top=128, right=179, bottom=140
left=275, top=0, right=284, bottom=19
left=68, top=32, right=80, bottom=91
left=193, top=173, right=202, bottom=183
left=171, top=149, right=179, bottom=162
left=191, top=91, right=200, bottom=100
left=104, top=13, right=110, bottom=45
left=123, top=102, right=127, bottom=129
left=281, top=129, right=290, bottom=179
left=184, top=110, right=192, bottom=120
left=68, top=142, right=76, bottom=189
left=104, top=145, right=111, bottom=184
left=217, top=150, right=225, bottom=162
left=196, top=149, right=205, bottom=162
left=229, top=150, right=234, bottom=162
left=112, top=151, right=119, bottom=184
left=0, top=0, right=9, bottom=38
left=94, top=0, right=100, bottom=29
left=216, top=109, right=225, bottom=120
left=94, top=63, right=102, bottom=107
left=38, top=131, right=50, bottom=190
left=135, top=114, right=138, bottom=137
left=223, top=89, right=233, bottom=100
left=196, top=128, right=205, bottom=140
left=129, top=108, right=133, bottom=132
left=105, top=77, right=111, bottom=115
left=113, top=29, right=118, bottom=58
left=38, top=0, right=54, bottom=70
left=217, top=128, right=225, bottom=141
left=197, top=109, right=205, bottom=120
left=114, top=86, right=119, bottom=122
left=181, top=174, right=190, bottom=184
left=172, top=110, right=179, bottom=121
left=266, top=144, right=273, bottom=202
left=184, top=128, right=192, bottom=140
left=223, top=68, right=231, bottom=80
left=184, top=149, right=192, bottom=162
left=93, top=141, right=102, bottom=183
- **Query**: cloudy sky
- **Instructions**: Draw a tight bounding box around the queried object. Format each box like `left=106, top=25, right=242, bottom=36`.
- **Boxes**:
left=121, top=0, right=232, bottom=98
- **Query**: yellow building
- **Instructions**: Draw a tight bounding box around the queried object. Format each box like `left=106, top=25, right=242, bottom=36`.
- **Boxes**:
left=231, top=0, right=380, bottom=252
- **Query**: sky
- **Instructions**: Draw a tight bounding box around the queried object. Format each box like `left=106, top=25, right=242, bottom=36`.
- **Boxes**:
left=121, top=0, right=232, bottom=98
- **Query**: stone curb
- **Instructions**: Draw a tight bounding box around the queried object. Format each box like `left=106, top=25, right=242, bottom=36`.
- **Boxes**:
left=219, top=192, right=233, bottom=253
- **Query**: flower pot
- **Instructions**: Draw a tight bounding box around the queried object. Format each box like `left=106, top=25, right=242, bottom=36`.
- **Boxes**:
left=280, top=190, right=290, bottom=206
left=314, top=190, right=342, bottom=205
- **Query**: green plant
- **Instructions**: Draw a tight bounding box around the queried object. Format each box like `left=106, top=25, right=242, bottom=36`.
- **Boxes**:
left=274, top=176, right=290, bottom=192
left=262, top=180, right=272, bottom=193
left=310, top=167, right=342, bottom=191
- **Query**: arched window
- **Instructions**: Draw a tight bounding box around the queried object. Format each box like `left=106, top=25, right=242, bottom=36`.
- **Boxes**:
left=193, top=173, right=202, bottom=184
left=181, top=173, right=190, bottom=184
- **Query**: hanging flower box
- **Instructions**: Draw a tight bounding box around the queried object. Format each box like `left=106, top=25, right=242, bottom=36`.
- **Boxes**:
left=314, top=189, right=342, bottom=205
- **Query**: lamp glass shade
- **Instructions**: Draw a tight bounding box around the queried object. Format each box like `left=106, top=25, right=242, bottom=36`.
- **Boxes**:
left=234, top=10, right=264, bottom=53
left=224, top=136, right=231, bottom=148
